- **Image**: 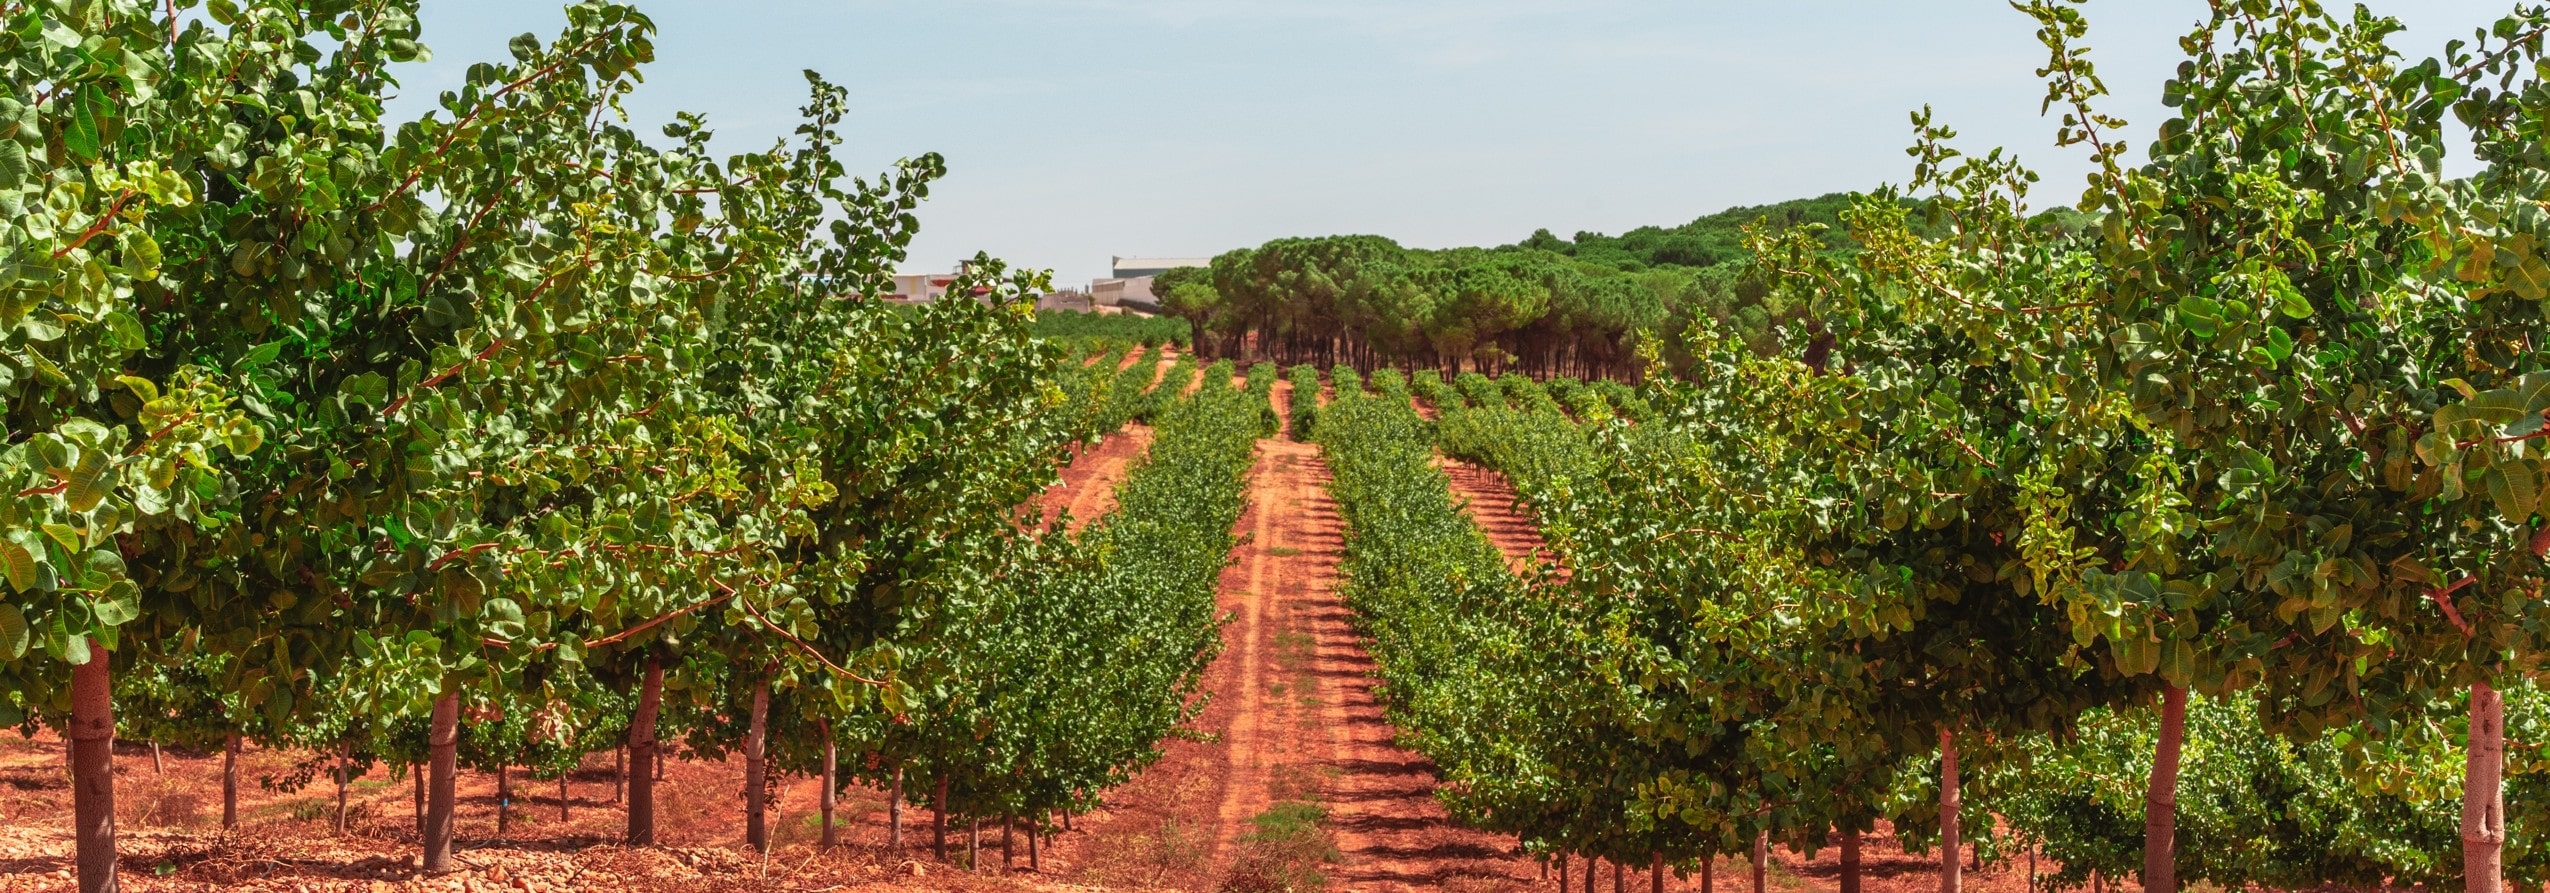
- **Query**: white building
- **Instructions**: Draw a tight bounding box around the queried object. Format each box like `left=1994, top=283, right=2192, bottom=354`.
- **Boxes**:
left=1086, top=257, right=1209, bottom=312
left=1092, top=276, right=1154, bottom=310
left=886, top=273, right=955, bottom=303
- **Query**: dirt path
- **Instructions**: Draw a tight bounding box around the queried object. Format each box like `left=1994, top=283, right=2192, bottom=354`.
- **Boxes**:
left=1039, top=379, right=1540, bottom=892
left=1436, top=459, right=1552, bottom=575
left=1037, top=426, right=1153, bottom=533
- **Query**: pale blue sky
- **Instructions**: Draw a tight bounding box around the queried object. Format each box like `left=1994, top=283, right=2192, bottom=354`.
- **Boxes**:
left=388, top=1, right=2520, bottom=286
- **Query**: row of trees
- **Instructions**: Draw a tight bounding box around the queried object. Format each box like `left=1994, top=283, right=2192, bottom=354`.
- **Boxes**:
left=1149, top=202, right=2069, bottom=384
left=1154, top=238, right=1758, bottom=381
left=5, top=2, right=1239, bottom=890
left=1316, top=2, right=2550, bottom=892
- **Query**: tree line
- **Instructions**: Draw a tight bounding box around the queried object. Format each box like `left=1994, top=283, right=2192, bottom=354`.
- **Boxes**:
left=1148, top=192, right=2063, bottom=383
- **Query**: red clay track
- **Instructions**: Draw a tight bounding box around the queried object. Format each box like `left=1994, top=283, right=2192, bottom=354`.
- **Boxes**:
left=1436, top=459, right=1557, bottom=576
left=1036, top=427, right=1152, bottom=533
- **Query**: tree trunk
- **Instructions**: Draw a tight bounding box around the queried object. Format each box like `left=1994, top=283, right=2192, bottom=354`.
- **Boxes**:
left=71, top=639, right=116, bottom=893
left=496, top=762, right=510, bottom=837
left=2467, top=679, right=2507, bottom=893
left=412, top=762, right=423, bottom=832
left=2144, top=685, right=2187, bottom=893
left=1702, top=853, right=1713, bottom=893
left=1752, top=831, right=1768, bottom=893
left=223, top=734, right=241, bottom=830
left=1842, top=828, right=1862, bottom=893
left=819, top=721, right=837, bottom=848
left=424, top=687, right=460, bottom=872
left=1940, top=727, right=1962, bottom=893
left=744, top=677, right=770, bottom=853
left=1584, top=856, right=1595, bottom=893
left=969, top=817, right=981, bottom=870
left=1559, top=853, right=1570, bottom=891
left=1004, top=813, right=1015, bottom=869
left=333, top=745, right=349, bottom=833
left=559, top=774, right=570, bottom=822
left=626, top=657, right=664, bottom=846
left=889, top=765, right=904, bottom=855
left=150, top=742, right=162, bottom=776
left=1652, top=852, right=1665, bottom=893
left=934, top=775, right=949, bottom=861
left=1030, top=817, right=1041, bottom=871
left=614, top=746, right=624, bottom=804
left=1616, top=856, right=1627, bottom=893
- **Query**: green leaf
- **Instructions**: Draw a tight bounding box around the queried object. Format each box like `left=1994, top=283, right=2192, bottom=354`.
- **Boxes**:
left=340, top=372, right=390, bottom=409
left=113, top=375, right=159, bottom=403
left=224, top=418, right=264, bottom=457
left=0, top=605, right=26, bottom=660
left=41, top=524, right=79, bottom=555
left=0, top=540, right=34, bottom=593
left=235, top=341, right=285, bottom=371
left=2516, top=256, right=2550, bottom=301
left=63, top=448, right=111, bottom=512
left=2278, top=288, right=2314, bottom=319
left=38, top=20, right=78, bottom=51
left=2417, top=431, right=2456, bottom=466
left=483, top=596, right=527, bottom=641
left=2261, top=326, right=2294, bottom=363
left=100, top=311, right=145, bottom=351
left=0, top=140, right=26, bottom=190
left=62, top=85, right=107, bottom=162
left=89, top=581, right=138, bottom=627
left=2176, top=295, right=2222, bottom=339
left=2491, top=464, right=2539, bottom=522
left=120, top=230, right=161, bottom=279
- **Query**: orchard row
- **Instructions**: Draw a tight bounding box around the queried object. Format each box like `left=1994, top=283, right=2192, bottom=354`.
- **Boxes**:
left=0, top=2, right=1253, bottom=891
left=1304, top=4, right=2550, bottom=893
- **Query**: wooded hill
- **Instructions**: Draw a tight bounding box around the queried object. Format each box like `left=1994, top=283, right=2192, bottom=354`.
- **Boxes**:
left=1156, top=195, right=2094, bottom=379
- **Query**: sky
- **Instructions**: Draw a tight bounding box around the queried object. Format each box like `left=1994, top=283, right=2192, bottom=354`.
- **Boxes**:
left=385, top=0, right=2525, bottom=286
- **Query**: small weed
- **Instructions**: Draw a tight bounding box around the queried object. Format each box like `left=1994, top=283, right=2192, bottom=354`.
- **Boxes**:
left=1271, top=630, right=1316, bottom=673
left=117, top=774, right=205, bottom=829
left=1265, top=546, right=1302, bottom=557
left=287, top=799, right=347, bottom=824
left=1220, top=799, right=1339, bottom=892
left=1266, top=763, right=1336, bottom=804
left=1141, top=817, right=1211, bottom=887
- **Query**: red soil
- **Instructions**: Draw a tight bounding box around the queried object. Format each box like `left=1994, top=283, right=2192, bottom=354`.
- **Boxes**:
left=0, top=730, right=1115, bottom=892
left=1035, top=426, right=1153, bottom=533
left=1434, top=458, right=1558, bottom=577
left=1032, top=381, right=1545, bottom=891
